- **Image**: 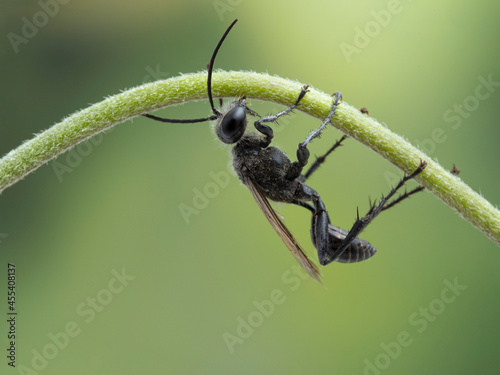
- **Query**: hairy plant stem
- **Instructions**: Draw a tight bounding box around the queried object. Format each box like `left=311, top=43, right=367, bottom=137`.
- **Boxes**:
left=1, top=71, right=499, bottom=245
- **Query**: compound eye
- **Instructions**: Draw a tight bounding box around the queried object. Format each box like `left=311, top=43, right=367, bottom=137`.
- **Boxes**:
left=219, top=106, right=246, bottom=143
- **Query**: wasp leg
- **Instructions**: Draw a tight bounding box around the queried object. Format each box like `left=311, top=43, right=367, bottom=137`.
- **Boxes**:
left=286, top=92, right=342, bottom=180
left=303, top=134, right=348, bottom=181
left=292, top=185, right=331, bottom=266
left=380, top=186, right=425, bottom=212
left=381, top=164, right=459, bottom=212
left=325, top=161, right=427, bottom=264
left=294, top=199, right=377, bottom=265
left=253, top=85, right=310, bottom=147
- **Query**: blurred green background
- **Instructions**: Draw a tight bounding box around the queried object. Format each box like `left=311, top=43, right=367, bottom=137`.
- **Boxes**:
left=1, top=0, right=500, bottom=374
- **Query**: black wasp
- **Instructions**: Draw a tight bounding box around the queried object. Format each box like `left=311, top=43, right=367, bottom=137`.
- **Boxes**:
left=144, top=19, right=427, bottom=283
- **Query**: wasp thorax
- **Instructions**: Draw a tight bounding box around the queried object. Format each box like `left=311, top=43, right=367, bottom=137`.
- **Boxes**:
left=215, top=102, right=247, bottom=144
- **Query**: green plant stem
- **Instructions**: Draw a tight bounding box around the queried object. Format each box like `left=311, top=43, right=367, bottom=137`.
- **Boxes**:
left=1, top=71, right=499, bottom=245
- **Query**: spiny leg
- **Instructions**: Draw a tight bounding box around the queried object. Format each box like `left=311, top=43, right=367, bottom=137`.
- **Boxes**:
left=253, top=85, right=310, bottom=145
left=381, top=163, right=460, bottom=212
left=326, top=163, right=457, bottom=262
left=326, top=160, right=428, bottom=263
left=255, top=85, right=309, bottom=125
left=286, top=92, right=342, bottom=180
left=293, top=199, right=377, bottom=265
left=380, top=186, right=425, bottom=212
left=303, top=134, right=349, bottom=181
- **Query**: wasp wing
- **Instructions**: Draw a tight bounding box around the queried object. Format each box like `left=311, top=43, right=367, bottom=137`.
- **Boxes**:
left=242, top=174, right=322, bottom=284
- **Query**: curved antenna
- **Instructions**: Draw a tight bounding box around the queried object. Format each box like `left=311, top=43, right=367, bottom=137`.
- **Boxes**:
left=207, top=19, right=238, bottom=117
left=143, top=19, right=238, bottom=125
left=143, top=113, right=218, bottom=124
